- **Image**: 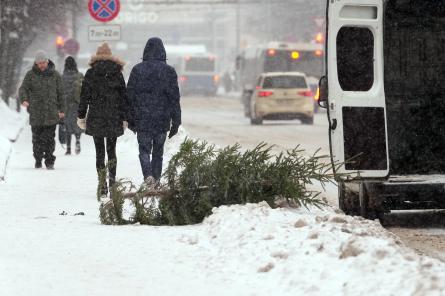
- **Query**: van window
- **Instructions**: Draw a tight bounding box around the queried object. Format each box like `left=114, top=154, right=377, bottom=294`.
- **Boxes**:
left=337, top=27, right=374, bottom=91
left=262, top=76, right=307, bottom=89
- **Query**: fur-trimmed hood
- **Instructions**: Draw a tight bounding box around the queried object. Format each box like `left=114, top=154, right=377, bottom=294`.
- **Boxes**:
left=89, top=43, right=125, bottom=68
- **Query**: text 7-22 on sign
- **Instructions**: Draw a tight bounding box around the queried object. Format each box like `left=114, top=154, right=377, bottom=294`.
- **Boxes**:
left=88, top=25, right=121, bottom=42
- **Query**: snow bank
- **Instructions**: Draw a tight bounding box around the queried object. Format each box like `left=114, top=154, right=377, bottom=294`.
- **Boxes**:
left=0, top=100, right=27, bottom=142
left=0, top=100, right=27, bottom=180
left=2, top=126, right=444, bottom=295
left=178, top=202, right=445, bottom=295
left=0, top=137, right=12, bottom=180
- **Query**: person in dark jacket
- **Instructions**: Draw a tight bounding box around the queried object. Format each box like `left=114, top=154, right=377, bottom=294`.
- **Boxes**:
left=77, top=43, right=128, bottom=197
left=19, top=50, right=65, bottom=170
left=62, top=56, right=84, bottom=155
left=127, top=37, right=181, bottom=185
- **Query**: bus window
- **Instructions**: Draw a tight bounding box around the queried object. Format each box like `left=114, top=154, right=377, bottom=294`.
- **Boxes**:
left=262, top=76, right=308, bottom=89
left=185, top=58, right=215, bottom=72
left=263, top=50, right=323, bottom=76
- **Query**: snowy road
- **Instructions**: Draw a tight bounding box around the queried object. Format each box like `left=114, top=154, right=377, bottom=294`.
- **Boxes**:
left=181, top=95, right=445, bottom=263
left=182, top=94, right=330, bottom=154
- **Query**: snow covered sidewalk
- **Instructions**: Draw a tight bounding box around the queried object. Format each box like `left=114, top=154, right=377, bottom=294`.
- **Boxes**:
left=0, top=127, right=444, bottom=296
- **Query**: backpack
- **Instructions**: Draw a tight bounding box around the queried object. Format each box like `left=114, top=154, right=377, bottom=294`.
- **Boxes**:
left=73, top=74, right=84, bottom=104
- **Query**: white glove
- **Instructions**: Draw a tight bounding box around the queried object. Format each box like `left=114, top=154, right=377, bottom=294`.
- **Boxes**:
left=77, top=117, right=86, bottom=130
left=123, top=121, right=128, bottom=131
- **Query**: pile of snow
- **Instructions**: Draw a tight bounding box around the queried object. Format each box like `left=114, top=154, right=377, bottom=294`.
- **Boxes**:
left=0, top=100, right=27, bottom=141
left=177, top=202, right=445, bottom=295
left=2, top=127, right=444, bottom=295
left=0, top=137, right=12, bottom=180
left=0, top=100, right=27, bottom=180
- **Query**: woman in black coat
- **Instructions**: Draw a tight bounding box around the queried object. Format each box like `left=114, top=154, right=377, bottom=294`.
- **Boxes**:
left=77, top=43, right=129, bottom=197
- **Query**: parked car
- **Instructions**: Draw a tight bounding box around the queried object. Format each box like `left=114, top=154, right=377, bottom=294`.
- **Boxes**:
left=249, top=72, right=314, bottom=125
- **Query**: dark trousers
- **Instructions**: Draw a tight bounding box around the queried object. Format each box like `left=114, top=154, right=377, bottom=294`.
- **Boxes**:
left=93, top=137, right=117, bottom=184
left=31, top=125, right=56, bottom=165
left=66, top=133, right=81, bottom=149
left=137, top=132, right=167, bottom=181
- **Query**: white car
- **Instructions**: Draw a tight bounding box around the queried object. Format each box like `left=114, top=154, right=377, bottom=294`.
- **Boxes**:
left=249, top=72, right=315, bottom=125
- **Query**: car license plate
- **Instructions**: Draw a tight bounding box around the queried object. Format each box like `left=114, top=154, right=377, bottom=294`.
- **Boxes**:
left=277, top=99, right=294, bottom=105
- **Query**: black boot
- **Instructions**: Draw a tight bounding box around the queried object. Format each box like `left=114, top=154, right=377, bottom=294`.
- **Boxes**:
left=97, top=172, right=108, bottom=198
left=75, top=137, right=81, bottom=155
left=66, top=134, right=72, bottom=155
left=97, top=180, right=108, bottom=198
left=35, top=160, right=42, bottom=169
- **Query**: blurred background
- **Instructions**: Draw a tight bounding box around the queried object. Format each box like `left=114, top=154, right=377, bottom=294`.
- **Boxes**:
left=0, top=0, right=326, bottom=109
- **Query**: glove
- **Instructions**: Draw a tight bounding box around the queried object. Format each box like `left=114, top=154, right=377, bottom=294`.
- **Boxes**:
left=77, top=117, right=86, bottom=130
left=123, top=121, right=128, bottom=131
left=168, top=125, right=179, bottom=139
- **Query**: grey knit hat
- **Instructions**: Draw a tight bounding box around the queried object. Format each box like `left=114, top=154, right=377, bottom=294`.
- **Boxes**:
left=35, top=50, right=49, bottom=63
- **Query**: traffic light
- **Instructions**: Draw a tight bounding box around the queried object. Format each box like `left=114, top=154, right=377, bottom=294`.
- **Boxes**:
left=56, top=36, right=65, bottom=58
left=315, top=33, right=324, bottom=44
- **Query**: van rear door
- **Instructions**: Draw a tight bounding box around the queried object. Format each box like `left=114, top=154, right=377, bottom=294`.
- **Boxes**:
left=327, top=0, right=389, bottom=178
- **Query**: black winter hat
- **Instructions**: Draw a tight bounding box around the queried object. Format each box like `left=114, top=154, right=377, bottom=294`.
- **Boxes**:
left=64, top=56, right=78, bottom=72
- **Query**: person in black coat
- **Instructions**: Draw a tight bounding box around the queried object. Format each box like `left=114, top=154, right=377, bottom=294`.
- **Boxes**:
left=62, top=56, right=84, bottom=155
left=127, top=37, right=181, bottom=185
left=77, top=43, right=129, bottom=197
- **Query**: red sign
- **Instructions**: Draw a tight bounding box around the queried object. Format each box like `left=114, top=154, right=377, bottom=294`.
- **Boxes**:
left=64, top=39, right=80, bottom=56
left=88, top=0, right=120, bottom=23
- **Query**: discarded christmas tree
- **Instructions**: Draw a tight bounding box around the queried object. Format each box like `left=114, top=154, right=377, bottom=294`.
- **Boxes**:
left=100, top=139, right=336, bottom=225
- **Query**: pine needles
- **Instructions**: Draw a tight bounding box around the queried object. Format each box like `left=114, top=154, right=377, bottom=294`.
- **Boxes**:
left=100, top=139, right=335, bottom=225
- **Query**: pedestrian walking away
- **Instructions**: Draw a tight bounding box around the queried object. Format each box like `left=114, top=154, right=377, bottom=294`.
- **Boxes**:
left=19, top=50, right=65, bottom=170
left=62, top=56, right=84, bottom=155
left=127, top=37, right=182, bottom=187
left=77, top=43, right=129, bottom=198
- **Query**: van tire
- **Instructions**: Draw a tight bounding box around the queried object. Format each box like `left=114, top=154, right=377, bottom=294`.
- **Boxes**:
left=338, top=181, right=361, bottom=216
left=302, top=116, right=314, bottom=125
left=359, top=182, right=384, bottom=220
left=250, top=117, right=263, bottom=125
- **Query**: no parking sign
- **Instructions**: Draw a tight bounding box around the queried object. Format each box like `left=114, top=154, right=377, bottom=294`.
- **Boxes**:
left=88, top=0, right=121, bottom=23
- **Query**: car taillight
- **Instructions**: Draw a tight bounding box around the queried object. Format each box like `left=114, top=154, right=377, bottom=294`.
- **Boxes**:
left=179, top=76, right=187, bottom=83
left=298, top=90, right=313, bottom=97
left=258, top=91, right=274, bottom=97
left=315, top=50, right=323, bottom=57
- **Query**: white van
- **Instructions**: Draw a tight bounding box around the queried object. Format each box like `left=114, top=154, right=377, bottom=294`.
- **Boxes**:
left=319, top=0, right=445, bottom=218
